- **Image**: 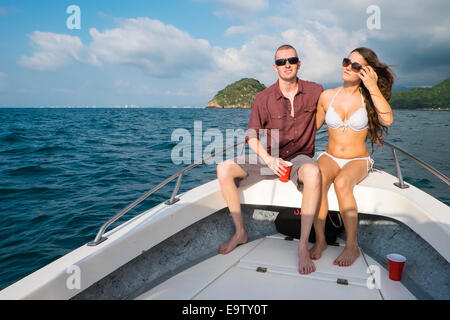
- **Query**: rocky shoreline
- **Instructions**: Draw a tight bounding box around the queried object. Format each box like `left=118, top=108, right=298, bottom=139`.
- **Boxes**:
left=206, top=98, right=252, bottom=109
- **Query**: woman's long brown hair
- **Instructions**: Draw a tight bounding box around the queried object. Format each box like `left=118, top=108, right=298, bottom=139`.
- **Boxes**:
left=351, top=47, right=395, bottom=152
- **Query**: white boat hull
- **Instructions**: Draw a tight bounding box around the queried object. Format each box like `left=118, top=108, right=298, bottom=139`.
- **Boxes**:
left=0, top=169, right=449, bottom=299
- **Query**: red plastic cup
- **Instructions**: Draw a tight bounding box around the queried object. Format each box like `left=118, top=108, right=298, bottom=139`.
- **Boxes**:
left=387, top=253, right=406, bottom=281
left=279, top=161, right=293, bottom=183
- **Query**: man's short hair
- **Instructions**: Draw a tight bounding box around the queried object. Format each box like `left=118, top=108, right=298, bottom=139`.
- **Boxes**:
left=275, top=44, right=298, bottom=60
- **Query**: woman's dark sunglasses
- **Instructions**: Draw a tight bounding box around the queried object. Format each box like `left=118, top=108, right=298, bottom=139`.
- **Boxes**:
left=275, top=57, right=299, bottom=66
left=342, top=58, right=363, bottom=72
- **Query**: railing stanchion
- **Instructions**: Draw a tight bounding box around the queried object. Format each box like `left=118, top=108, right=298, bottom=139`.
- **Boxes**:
left=382, top=140, right=449, bottom=188
left=165, top=173, right=183, bottom=205
left=391, top=148, right=409, bottom=189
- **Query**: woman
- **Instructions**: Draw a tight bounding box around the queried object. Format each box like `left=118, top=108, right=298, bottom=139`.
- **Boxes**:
left=310, top=47, right=395, bottom=266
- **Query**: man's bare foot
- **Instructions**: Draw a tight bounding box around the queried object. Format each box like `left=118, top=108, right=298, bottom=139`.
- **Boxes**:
left=298, top=242, right=316, bottom=274
left=309, top=240, right=328, bottom=260
left=219, top=231, right=248, bottom=255
left=333, top=244, right=360, bottom=267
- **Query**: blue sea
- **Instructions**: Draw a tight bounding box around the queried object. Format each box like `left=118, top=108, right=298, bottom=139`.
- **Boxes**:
left=0, top=108, right=448, bottom=290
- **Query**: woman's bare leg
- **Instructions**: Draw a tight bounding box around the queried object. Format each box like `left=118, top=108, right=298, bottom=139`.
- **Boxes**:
left=310, top=155, right=340, bottom=260
left=332, top=159, right=369, bottom=266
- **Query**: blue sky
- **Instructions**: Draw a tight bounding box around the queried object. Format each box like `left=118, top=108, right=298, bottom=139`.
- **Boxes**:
left=0, top=0, right=449, bottom=107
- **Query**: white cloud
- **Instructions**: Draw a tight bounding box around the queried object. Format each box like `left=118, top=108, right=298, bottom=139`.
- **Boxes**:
left=217, top=0, right=268, bottom=14
left=18, top=31, right=84, bottom=70
left=285, top=0, right=450, bottom=47
left=266, top=16, right=296, bottom=29
left=213, top=34, right=275, bottom=81
left=288, top=23, right=367, bottom=82
left=18, top=18, right=213, bottom=78
left=256, top=0, right=450, bottom=84
left=224, top=25, right=255, bottom=37
left=209, top=21, right=367, bottom=89
left=87, top=17, right=213, bottom=77
left=214, top=0, right=268, bottom=19
left=211, top=0, right=449, bottom=90
left=16, top=0, right=450, bottom=104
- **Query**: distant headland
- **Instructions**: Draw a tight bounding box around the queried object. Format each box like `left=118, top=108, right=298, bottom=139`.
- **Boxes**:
left=205, top=78, right=266, bottom=109
left=206, top=76, right=450, bottom=110
left=389, top=76, right=450, bottom=109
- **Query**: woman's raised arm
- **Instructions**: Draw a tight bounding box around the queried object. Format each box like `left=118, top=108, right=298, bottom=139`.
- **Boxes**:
left=359, top=66, right=394, bottom=126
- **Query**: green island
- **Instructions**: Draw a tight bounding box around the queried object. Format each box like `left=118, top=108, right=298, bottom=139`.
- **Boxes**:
left=206, top=76, right=450, bottom=110
left=389, top=77, right=450, bottom=109
left=206, top=78, right=266, bottom=109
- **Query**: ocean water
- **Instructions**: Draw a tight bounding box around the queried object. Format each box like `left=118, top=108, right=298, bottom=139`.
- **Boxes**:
left=0, top=108, right=448, bottom=290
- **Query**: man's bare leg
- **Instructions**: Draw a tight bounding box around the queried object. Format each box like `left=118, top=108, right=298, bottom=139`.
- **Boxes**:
left=217, top=160, right=248, bottom=254
left=297, top=163, right=322, bottom=274
left=309, top=180, right=330, bottom=260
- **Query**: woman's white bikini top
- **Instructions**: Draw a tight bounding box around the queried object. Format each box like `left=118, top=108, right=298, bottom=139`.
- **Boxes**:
left=325, top=87, right=369, bottom=131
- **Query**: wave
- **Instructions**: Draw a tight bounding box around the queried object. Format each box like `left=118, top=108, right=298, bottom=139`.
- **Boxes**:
left=34, top=145, right=76, bottom=153
left=0, top=132, right=28, bottom=143
left=5, top=165, right=61, bottom=176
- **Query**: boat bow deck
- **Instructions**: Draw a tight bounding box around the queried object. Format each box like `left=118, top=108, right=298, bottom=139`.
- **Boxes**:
left=137, top=234, right=415, bottom=300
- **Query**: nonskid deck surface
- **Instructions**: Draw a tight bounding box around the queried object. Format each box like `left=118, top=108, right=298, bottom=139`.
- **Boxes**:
left=137, top=234, right=415, bottom=300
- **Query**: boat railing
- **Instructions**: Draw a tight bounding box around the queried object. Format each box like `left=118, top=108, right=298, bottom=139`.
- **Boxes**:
left=87, top=141, right=246, bottom=246
left=381, top=140, right=449, bottom=188
left=87, top=139, right=449, bottom=246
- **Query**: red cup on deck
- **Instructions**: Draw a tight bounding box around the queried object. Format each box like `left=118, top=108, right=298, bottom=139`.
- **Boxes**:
left=387, top=253, right=407, bottom=281
left=279, top=161, right=293, bottom=183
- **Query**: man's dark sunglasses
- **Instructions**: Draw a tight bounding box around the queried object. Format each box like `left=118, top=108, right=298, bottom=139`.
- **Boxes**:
left=342, top=58, right=363, bottom=72
left=275, top=57, right=299, bottom=66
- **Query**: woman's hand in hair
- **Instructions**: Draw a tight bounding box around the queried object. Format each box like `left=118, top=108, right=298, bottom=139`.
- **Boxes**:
left=360, top=65, right=394, bottom=126
left=359, top=66, right=379, bottom=92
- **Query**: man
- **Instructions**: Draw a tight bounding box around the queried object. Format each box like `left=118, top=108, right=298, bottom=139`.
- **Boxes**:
left=216, top=44, right=323, bottom=274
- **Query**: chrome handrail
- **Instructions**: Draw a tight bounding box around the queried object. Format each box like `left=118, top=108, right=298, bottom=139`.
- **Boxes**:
left=87, top=141, right=246, bottom=246
left=382, top=140, right=449, bottom=187
left=87, top=138, right=448, bottom=246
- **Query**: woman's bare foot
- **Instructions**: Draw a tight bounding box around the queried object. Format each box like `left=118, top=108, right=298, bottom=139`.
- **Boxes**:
left=219, top=230, right=248, bottom=255
left=298, top=242, right=316, bottom=274
left=309, top=240, right=328, bottom=260
left=333, top=243, right=360, bottom=267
